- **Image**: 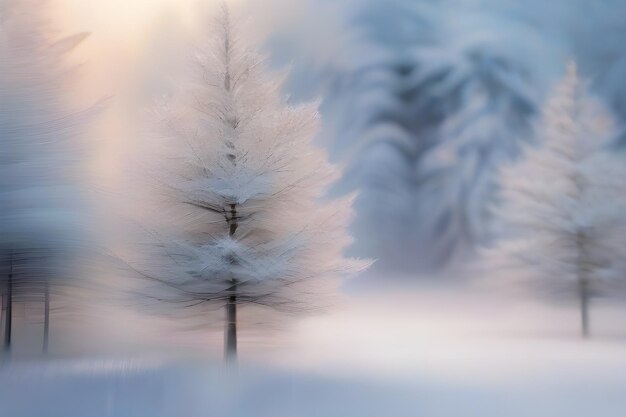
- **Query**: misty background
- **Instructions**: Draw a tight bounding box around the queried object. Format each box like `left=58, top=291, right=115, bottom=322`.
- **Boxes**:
left=6, top=0, right=624, bottom=357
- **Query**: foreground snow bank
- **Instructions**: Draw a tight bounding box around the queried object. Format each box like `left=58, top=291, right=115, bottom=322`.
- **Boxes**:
left=2, top=354, right=626, bottom=417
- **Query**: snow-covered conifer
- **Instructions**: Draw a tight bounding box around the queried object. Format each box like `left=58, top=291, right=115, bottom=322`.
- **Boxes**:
left=274, top=0, right=565, bottom=272
left=129, top=5, right=365, bottom=363
left=484, top=63, right=626, bottom=338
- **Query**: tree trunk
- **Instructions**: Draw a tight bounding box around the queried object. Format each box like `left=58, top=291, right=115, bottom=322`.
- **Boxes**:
left=575, top=231, right=591, bottom=339
left=224, top=203, right=238, bottom=365
left=43, top=282, right=50, bottom=354
left=0, top=295, right=4, bottom=348
left=4, top=257, right=13, bottom=354
left=579, top=279, right=590, bottom=339
left=224, top=292, right=237, bottom=364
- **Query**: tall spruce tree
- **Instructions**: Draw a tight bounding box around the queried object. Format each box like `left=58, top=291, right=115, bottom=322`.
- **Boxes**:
left=128, top=5, right=365, bottom=364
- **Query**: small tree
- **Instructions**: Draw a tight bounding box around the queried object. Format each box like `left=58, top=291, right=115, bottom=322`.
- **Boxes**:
left=0, top=0, right=92, bottom=354
left=484, top=62, right=626, bottom=338
left=130, top=6, right=365, bottom=364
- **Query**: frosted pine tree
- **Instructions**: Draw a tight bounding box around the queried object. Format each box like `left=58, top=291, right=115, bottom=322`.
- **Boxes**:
left=485, top=63, right=626, bottom=338
left=130, top=6, right=365, bottom=363
left=0, top=0, right=92, bottom=354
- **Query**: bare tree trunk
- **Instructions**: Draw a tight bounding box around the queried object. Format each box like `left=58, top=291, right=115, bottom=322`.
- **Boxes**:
left=575, top=231, right=591, bottom=339
left=43, top=282, right=50, bottom=354
left=4, top=256, right=13, bottom=354
left=224, top=290, right=237, bottom=364
left=579, top=278, right=590, bottom=339
left=224, top=203, right=238, bottom=365
left=0, top=295, right=4, bottom=348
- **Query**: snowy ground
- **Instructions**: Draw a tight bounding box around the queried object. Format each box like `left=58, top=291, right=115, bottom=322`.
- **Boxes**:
left=3, top=287, right=626, bottom=417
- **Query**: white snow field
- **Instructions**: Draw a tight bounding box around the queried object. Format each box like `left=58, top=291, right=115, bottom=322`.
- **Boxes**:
left=2, top=288, right=626, bottom=417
